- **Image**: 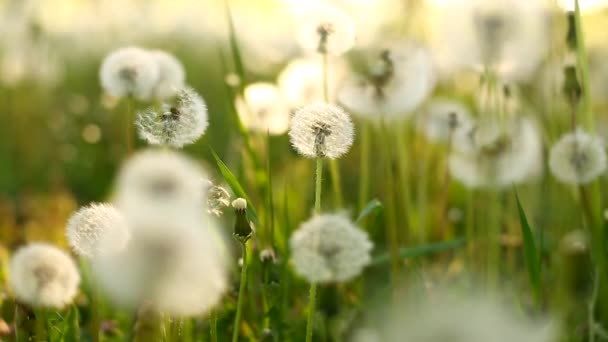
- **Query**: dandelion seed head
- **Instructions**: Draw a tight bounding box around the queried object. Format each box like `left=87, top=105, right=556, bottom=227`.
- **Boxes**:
left=417, top=99, right=473, bottom=143
left=290, top=213, right=372, bottom=283
left=297, top=4, right=356, bottom=56
left=66, top=203, right=130, bottom=258
left=136, top=86, right=208, bottom=148
left=149, top=50, right=185, bottom=100
left=114, top=149, right=207, bottom=224
left=232, top=198, right=247, bottom=210
left=338, top=42, right=435, bottom=120
left=449, top=117, right=542, bottom=188
left=100, top=46, right=160, bottom=100
left=203, top=179, right=231, bottom=218
left=549, top=129, right=606, bottom=185
left=9, top=243, right=80, bottom=308
left=93, top=215, right=229, bottom=317
left=235, top=83, right=290, bottom=135
left=289, top=102, right=354, bottom=159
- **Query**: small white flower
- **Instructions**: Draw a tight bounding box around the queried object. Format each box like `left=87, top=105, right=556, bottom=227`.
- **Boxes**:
left=93, top=215, right=229, bottom=317
left=290, top=213, right=372, bottom=283
left=99, top=46, right=160, bottom=100
left=66, top=203, right=130, bottom=258
left=417, top=99, right=473, bottom=143
left=297, top=4, right=356, bottom=55
left=235, top=83, right=290, bottom=135
left=136, top=87, right=208, bottom=148
left=149, top=50, right=185, bottom=100
left=9, top=243, right=80, bottom=308
left=449, top=117, right=542, bottom=188
left=338, top=42, right=436, bottom=120
left=113, top=149, right=208, bottom=224
left=549, top=129, right=606, bottom=185
left=289, top=102, right=354, bottom=159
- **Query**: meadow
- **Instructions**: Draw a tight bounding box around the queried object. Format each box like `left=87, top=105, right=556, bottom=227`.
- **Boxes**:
left=1, top=0, right=608, bottom=341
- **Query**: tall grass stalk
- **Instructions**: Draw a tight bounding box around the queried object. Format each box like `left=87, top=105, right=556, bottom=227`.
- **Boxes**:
left=358, top=123, right=371, bottom=212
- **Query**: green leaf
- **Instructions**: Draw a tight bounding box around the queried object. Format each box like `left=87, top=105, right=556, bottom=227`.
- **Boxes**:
left=210, top=148, right=260, bottom=226
left=61, top=305, right=80, bottom=342
left=370, top=238, right=465, bottom=266
left=356, top=199, right=383, bottom=224
left=514, top=189, right=541, bottom=301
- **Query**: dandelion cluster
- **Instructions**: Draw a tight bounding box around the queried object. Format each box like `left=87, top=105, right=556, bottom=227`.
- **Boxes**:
left=549, top=130, right=607, bottom=185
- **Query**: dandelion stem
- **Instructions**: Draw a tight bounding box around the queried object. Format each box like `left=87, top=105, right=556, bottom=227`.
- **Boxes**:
left=232, top=242, right=249, bottom=342
left=573, top=0, right=594, bottom=131
left=34, top=308, right=48, bottom=341
left=210, top=310, right=218, bottom=342
left=125, top=96, right=134, bottom=155
left=358, top=123, right=371, bottom=212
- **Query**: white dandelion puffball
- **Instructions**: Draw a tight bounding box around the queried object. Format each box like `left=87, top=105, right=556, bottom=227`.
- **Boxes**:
left=100, top=46, right=160, bottom=100
left=114, top=149, right=208, bottom=224
left=338, top=42, right=436, bottom=120
left=449, top=117, right=542, bottom=188
left=289, top=102, right=354, bottom=159
left=150, top=50, right=185, bottom=100
left=277, top=57, right=345, bottom=108
left=290, top=213, right=372, bottom=283
left=93, top=215, right=229, bottom=317
left=297, top=4, right=356, bottom=55
left=417, top=99, right=473, bottom=143
left=9, top=243, right=80, bottom=308
left=235, top=83, right=290, bottom=135
left=549, top=130, right=607, bottom=185
left=66, top=203, right=130, bottom=258
left=136, top=87, right=208, bottom=148
left=431, top=0, right=550, bottom=81
left=382, top=292, right=555, bottom=342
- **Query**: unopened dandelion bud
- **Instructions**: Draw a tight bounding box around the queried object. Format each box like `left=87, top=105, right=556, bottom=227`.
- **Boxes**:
left=259, top=248, right=277, bottom=264
left=232, top=198, right=253, bottom=243
left=566, top=11, right=577, bottom=50
left=562, top=65, right=581, bottom=105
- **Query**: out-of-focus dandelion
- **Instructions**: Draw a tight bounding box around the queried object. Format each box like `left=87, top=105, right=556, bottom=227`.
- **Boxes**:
left=113, top=149, right=207, bottom=223
left=9, top=243, right=80, bottom=308
left=93, top=215, right=228, bottom=317
left=338, top=42, right=436, bottom=120
left=449, top=117, right=542, bottom=188
left=235, top=83, right=290, bottom=135
left=297, top=4, right=356, bottom=56
left=289, top=102, right=354, bottom=159
left=99, top=46, right=160, bottom=101
left=65, top=203, right=130, bottom=258
left=149, top=50, right=185, bottom=100
left=204, top=180, right=231, bottom=218
left=278, top=57, right=345, bottom=108
left=380, top=291, right=555, bottom=342
left=549, top=129, right=606, bottom=185
left=136, top=87, right=208, bottom=148
left=417, top=99, right=473, bottom=143
left=290, top=213, right=372, bottom=283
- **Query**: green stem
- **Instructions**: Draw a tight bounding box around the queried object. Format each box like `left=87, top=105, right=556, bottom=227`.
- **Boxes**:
left=34, top=308, right=48, bottom=342
left=125, top=97, right=134, bottom=155
left=210, top=310, right=218, bottom=342
left=573, top=0, right=594, bottom=131
left=358, top=124, right=371, bottom=212
left=305, top=158, right=324, bottom=342
left=232, top=242, right=249, bottom=342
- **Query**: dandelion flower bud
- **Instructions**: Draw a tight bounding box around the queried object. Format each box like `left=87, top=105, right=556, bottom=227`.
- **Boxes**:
left=9, top=243, right=80, bottom=308
left=290, top=213, right=372, bottom=283
left=232, top=198, right=253, bottom=243
left=149, top=50, right=186, bottom=100
left=297, top=4, right=356, bottom=56
left=289, top=102, right=354, bottom=159
left=549, top=129, right=606, bottom=185
left=136, top=87, right=208, bottom=148
left=417, top=99, right=473, bottom=143
left=66, top=203, right=130, bottom=258
left=99, top=46, right=160, bottom=101
left=235, top=83, right=290, bottom=135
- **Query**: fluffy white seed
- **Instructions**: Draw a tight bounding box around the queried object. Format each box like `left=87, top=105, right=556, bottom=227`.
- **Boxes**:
left=289, top=102, right=354, bottom=159
left=9, top=243, right=80, bottom=308
left=149, top=50, right=186, bottom=100
left=99, top=46, right=160, bottom=100
left=65, top=203, right=130, bottom=258
left=417, top=99, right=473, bottom=143
left=235, top=83, right=290, bottom=135
left=338, top=42, right=436, bottom=120
left=549, top=130, right=606, bottom=185
left=297, top=4, right=356, bottom=56
left=290, top=213, right=372, bottom=283
left=136, top=87, right=208, bottom=148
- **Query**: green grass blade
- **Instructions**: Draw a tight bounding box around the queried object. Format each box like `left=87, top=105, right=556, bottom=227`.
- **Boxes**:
left=223, top=0, right=246, bottom=87
left=210, top=147, right=260, bottom=226
left=356, top=199, right=383, bottom=224
left=514, top=189, right=541, bottom=301
left=370, top=238, right=465, bottom=266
